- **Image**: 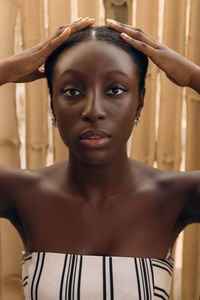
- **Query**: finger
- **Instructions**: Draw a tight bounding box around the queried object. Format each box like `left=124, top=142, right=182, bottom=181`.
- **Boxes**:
left=40, top=27, right=72, bottom=58
left=106, top=18, right=133, bottom=30
left=40, top=17, right=94, bottom=50
left=38, top=17, right=94, bottom=50
left=107, top=19, right=159, bottom=49
left=38, top=18, right=95, bottom=60
left=52, top=17, right=94, bottom=38
left=121, top=32, right=157, bottom=58
left=69, top=17, right=95, bottom=33
left=73, top=17, right=83, bottom=23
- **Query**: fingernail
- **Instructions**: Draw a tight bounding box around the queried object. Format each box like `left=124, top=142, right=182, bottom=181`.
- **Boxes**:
left=63, top=27, right=71, bottom=34
left=82, top=17, right=89, bottom=21
left=89, top=18, right=95, bottom=22
left=76, top=17, right=83, bottom=21
left=106, top=18, right=116, bottom=24
left=121, top=32, right=130, bottom=39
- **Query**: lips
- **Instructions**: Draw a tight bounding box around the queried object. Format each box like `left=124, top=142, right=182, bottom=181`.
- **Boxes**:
left=79, top=129, right=111, bottom=149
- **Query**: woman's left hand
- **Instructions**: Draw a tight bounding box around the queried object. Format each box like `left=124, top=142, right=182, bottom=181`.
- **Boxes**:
left=106, top=19, right=200, bottom=90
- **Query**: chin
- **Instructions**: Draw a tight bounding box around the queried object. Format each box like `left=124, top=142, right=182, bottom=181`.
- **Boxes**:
left=77, top=151, right=115, bottom=167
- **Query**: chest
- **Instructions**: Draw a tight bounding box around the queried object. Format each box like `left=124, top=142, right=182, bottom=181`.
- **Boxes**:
left=19, top=187, right=172, bottom=255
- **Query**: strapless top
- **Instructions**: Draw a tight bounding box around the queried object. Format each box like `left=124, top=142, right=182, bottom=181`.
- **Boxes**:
left=21, top=251, right=174, bottom=300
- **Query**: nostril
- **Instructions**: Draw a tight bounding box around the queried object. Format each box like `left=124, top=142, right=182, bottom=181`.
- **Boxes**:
left=81, top=110, right=106, bottom=122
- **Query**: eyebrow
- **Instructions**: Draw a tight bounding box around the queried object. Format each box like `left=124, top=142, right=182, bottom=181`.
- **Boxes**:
left=59, top=69, right=130, bottom=80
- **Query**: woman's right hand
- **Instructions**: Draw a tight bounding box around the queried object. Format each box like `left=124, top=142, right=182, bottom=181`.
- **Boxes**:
left=0, top=17, right=94, bottom=85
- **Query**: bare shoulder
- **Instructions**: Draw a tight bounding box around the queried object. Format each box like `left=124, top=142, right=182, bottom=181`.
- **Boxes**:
left=131, top=160, right=200, bottom=230
left=155, top=168, right=200, bottom=194
left=129, top=159, right=196, bottom=209
left=131, top=158, right=199, bottom=190
left=0, top=164, right=38, bottom=218
left=0, top=160, right=68, bottom=218
left=0, top=164, right=38, bottom=187
left=26, top=160, right=68, bottom=183
left=132, top=160, right=200, bottom=227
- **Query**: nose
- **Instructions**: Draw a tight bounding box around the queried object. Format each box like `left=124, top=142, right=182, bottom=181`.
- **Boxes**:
left=81, top=92, right=106, bottom=122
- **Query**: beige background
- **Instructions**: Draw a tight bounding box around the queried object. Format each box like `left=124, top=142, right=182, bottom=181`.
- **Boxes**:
left=0, top=0, right=200, bottom=299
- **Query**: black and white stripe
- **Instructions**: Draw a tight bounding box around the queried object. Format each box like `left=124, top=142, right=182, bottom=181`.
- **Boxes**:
left=134, top=258, right=154, bottom=300
left=30, top=252, right=46, bottom=300
left=102, top=256, right=114, bottom=300
left=22, top=252, right=174, bottom=300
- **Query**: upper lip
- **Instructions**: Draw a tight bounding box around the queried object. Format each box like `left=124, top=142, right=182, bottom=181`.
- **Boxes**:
left=79, top=129, right=111, bottom=140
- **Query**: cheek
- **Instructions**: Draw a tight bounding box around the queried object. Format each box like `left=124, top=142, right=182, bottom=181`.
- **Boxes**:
left=113, top=98, right=137, bottom=124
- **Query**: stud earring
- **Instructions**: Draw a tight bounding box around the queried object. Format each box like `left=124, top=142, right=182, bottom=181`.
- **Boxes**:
left=133, top=116, right=141, bottom=127
left=52, top=117, right=58, bottom=128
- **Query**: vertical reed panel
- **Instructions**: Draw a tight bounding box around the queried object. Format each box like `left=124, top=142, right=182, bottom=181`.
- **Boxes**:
left=78, top=0, right=100, bottom=24
left=21, top=0, right=48, bottom=169
left=183, top=0, right=200, bottom=298
left=48, top=0, right=71, bottom=163
left=0, top=1, right=24, bottom=299
left=129, top=0, right=158, bottom=165
left=103, top=0, right=132, bottom=24
left=157, top=0, right=187, bottom=172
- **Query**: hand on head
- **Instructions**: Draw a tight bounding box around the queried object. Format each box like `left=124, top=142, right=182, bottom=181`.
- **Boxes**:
left=1, top=16, right=199, bottom=94
left=106, top=19, right=200, bottom=91
left=0, top=17, right=94, bottom=85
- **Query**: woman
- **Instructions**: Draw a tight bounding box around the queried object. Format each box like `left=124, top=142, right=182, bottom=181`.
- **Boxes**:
left=0, top=17, right=200, bottom=300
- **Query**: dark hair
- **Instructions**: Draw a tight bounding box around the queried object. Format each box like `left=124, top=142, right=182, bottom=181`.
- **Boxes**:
left=45, top=26, right=148, bottom=115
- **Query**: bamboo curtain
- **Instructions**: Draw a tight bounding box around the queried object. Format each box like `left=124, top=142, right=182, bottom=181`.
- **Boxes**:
left=0, top=0, right=199, bottom=299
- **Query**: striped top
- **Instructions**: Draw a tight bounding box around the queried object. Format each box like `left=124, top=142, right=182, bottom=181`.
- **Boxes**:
left=22, top=251, right=174, bottom=300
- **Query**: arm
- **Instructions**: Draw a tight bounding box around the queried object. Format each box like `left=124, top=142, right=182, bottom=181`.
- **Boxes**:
left=106, top=19, right=200, bottom=94
left=0, top=17, right=94, bottom=85
left=180, top=171, right=200, bottom=225
left=0, top=166, right=24, bottom=218
left=158, top=171, right=200, bottom=227
left=0, top=17, right=94, bottom=217
left=106, top=20, right=200, bottom=225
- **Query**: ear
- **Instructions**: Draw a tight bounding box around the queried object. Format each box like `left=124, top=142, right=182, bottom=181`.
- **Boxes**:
left=136, top=88, right=145, bottom=117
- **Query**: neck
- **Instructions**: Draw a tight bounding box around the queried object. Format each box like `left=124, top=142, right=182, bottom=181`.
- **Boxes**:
left=66, top=148, right=133, bottom=202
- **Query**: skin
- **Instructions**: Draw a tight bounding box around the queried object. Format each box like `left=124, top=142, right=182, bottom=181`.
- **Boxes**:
left=0, top=18, right=200, bottom=259
left=106, top=18, right=200, bottom=93
left=0, top=17, right=94, bottom=84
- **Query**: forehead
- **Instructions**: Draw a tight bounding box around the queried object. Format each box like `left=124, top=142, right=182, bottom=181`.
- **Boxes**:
left=53, top=40, right=138, bottom=81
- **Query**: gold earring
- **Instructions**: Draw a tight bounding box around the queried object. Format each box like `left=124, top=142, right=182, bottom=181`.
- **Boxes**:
left=52, top=117, right=58, bottom=127
left=134, top=116, right=141, bottom=127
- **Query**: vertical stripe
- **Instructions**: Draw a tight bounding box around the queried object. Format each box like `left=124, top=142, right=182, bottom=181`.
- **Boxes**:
left=72, top=255, right=78, bottom=300
left=139, top=258, right=146, bottom=299
left=35, top=253, right=46, bottom=300
left=59, top=255, right=68, bottom=300
left=102, top=256, right=107, bottom=300
left=144, top=259, right=152, bottom=300
left=141, top=258, right=151, bottom=300
left=68, top=254, right=76, bottom=300
left=77, top=255, right=82, bottom=300
left=109, top=257, right=114, bottom=300
left=31, top=252, right=40, bottom=300
left=149, top=259, right=155, bottom=289
left=65, top=255, right=73, bottom=300
left=134, top=258, right=142, bottom=300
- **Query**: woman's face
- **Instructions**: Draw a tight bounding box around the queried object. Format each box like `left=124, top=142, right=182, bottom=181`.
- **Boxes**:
left=52, top=40, right=144, bottom=165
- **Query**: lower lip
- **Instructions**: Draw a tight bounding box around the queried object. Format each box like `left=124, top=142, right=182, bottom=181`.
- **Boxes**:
left=80, top=137, right=111, bottom=149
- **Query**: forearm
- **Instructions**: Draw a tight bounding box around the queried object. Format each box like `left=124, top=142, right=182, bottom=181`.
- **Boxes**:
left=188, top=63, right=200, bottom=94
left=0, top=59, right=10, bottom=86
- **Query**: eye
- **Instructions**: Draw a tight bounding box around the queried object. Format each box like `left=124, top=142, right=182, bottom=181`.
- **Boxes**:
left=61, top=88, right=81, bottom=97
left=106, top=86, right=127, bottom=96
